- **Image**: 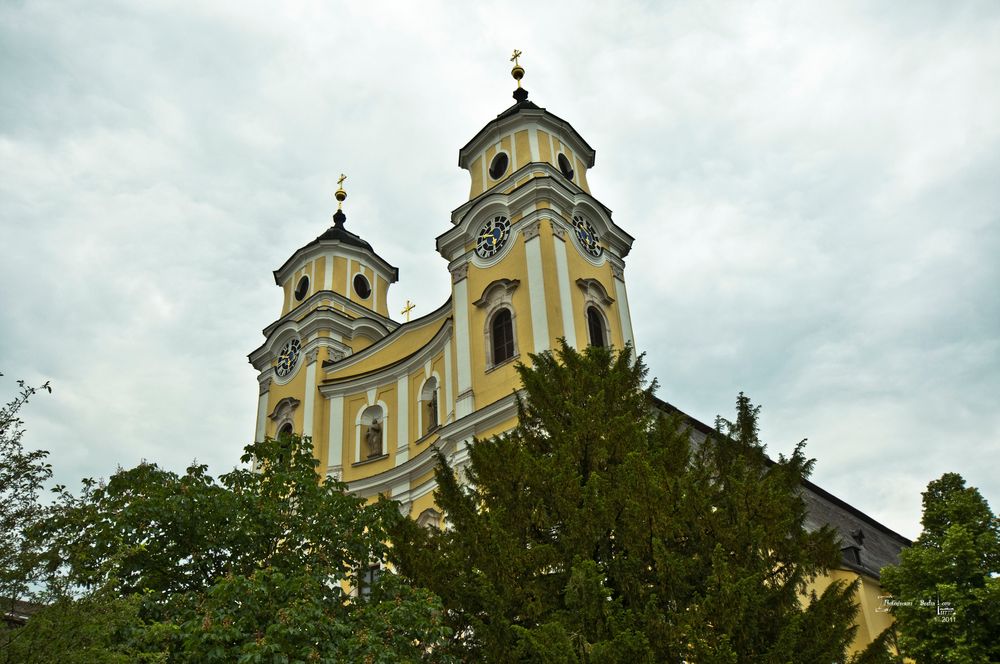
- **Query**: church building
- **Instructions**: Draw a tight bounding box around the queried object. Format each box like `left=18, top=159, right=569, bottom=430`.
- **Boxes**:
left=248, top=56, right=908, bottom=654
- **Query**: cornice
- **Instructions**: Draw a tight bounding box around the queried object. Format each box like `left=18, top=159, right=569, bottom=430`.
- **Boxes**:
left=449, top=162, right=593, bottom=223
left=273, top=237, right=399, bottom=286
left=458, top=111, right=595, bottom=171
left=248, top=300, right=396, bottom=368
left=437, top=167, right=633, bottom=263
left=263, top=290, right=397, bottom=336
left=318, top=300, right=453, bottom=386
left=318, top=318, right=452, bottom=395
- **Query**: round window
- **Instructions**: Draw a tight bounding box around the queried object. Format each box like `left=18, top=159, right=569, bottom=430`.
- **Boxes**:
left=294, top=275, right=309, bottom=301
left=557, top=153, right=574, bottom=180
left=353, top=274, right=372, bottom=299
left=489, top=152, right=509, bottom=180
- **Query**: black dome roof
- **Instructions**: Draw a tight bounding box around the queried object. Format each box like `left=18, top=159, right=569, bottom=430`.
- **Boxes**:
left=314, top=209, right=373, bottom=251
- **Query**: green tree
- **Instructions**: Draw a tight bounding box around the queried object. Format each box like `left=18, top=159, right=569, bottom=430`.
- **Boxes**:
left=0, top=374, right=51, bottom=661
left=20, top=435, right=454, bottom=663
left=2, top=588, right=165, bottom=664
left=391, top=342, right=869, bottom=663
left=880, top=473, right=1000, bottom=663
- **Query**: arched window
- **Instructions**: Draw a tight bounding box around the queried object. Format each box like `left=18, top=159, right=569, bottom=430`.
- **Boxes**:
left=587, top=306, right=606, bottom=348
left=475, top=279, right=520, bottom=369
left=491, top=308, right=515, bottom=365
left=420, top=377, right=439, bottom=434
left=268, top=397, right=300, bottom=440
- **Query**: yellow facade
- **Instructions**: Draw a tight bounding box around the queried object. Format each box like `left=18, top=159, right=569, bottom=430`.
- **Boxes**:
left=805, top=569, right=899, bottom=657
left=247, top=79, right=903, bottom=649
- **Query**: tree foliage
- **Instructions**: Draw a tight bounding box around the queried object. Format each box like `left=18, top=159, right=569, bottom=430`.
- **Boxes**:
left=880, top=472, right=1000, bottom=663
left=0, top=373, right=51, bottom=661
left=15, top=435, right=454, bottom=663
left=391, top=342, right=865, bottom=663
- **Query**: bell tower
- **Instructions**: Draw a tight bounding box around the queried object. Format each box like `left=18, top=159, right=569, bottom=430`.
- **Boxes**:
left=248, top=177, right=400, bottom=452
left=438, top=52, right=638, bottom=419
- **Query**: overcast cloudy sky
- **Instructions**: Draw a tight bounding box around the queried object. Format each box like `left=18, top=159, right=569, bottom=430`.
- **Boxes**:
left=2, top=0, right=998, bottom=539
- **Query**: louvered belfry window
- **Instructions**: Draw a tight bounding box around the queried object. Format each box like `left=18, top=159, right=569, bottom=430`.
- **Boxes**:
left=491, top=309, right=515, bottom=364
left=587, top=306, right=606, bottom=348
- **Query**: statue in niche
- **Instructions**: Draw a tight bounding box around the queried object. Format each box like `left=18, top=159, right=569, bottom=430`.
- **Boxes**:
left=366, top=418, right=383, bottom=458
left=428, top=390, right=438, bottom=431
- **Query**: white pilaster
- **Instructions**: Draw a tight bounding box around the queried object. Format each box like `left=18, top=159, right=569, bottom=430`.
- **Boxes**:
left=254, top=380, right=270, bottom=442
left=451, top=265, right=474, bottom=418
left=443, top=338, right=453, bottom=424
left=391, top=480, right=412, bottom=517
left=613, top=268, right=636, bottom=355
left=552, top=230, right=577, bottom=348
left=528, top=127, right=540, bottom=162
left=302, top=354, right=317, bottom=438
left=524, top=225, right=550, bottom=354
left=324, top=253, right=333, bottom=291
left=396, top=375, right=409, bottom=465
left=327, top=395, right=344, bottom=476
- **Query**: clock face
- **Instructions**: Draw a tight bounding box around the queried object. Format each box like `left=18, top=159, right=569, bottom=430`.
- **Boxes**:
left=275, top=338, right=301, bottom=377
left=572, top=215, right=603, bottom=257
left=475, top=215, right=511, bottom=259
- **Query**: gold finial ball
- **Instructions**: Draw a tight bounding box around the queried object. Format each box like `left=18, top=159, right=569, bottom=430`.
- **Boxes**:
left=511, top=65, right=524, bottom=82
left=335, top=173, right=347, bottom=203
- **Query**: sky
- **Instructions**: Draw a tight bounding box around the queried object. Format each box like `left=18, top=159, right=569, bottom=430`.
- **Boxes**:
left=1, top=0, right=998, bottom=540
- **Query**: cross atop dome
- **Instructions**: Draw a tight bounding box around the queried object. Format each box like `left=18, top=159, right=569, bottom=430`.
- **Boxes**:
left=510, top=48, right=528, bottom=102
left=333, top=173, right=347, bottom=227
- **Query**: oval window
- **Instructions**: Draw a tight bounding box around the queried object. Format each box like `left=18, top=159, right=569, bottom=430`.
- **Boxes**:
left=353, top=274, right=372, bottom=299
left=294, top=275, right=309, bottom=301
left=489, top=152, right=509, bottom=180
left=557, top=153, right=574, bottom=180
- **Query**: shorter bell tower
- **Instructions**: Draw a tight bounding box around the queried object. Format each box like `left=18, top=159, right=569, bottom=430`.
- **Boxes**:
left=248, top=177, right=400, bottom=454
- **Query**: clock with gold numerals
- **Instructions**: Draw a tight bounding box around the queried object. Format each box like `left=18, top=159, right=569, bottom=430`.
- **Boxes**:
left=275, top=338, right=301, bottom=377
left=572, top=214, right=603, bottom=257
left=475, top=215, right=511, bottom=259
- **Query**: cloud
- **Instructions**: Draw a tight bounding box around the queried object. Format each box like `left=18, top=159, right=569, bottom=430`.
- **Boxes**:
left=1, top=0, right=998, bottom=539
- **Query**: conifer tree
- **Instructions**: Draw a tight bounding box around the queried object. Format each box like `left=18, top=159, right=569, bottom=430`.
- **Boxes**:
left=391, top=342, right=869, bottom=663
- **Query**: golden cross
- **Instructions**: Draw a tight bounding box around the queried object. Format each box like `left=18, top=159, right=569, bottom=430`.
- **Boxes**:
left=510, top=49, right=522, bottom=66
left=334, top=173, right=347, bottom=210
left=401, top=300, right=416, bottom=322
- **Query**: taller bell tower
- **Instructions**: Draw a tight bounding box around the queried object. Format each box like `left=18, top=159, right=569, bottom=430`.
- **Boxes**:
left=438, top=53, right=638, bottom=419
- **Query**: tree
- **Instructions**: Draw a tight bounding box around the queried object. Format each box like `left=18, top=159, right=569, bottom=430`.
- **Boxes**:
left=391, top=342, right=869, bottom=663
left=18, top=435, right=454, bottom=663
left=880, top=473, right=1000, bottom=663
left=0, top=373, right=51, bottom=660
